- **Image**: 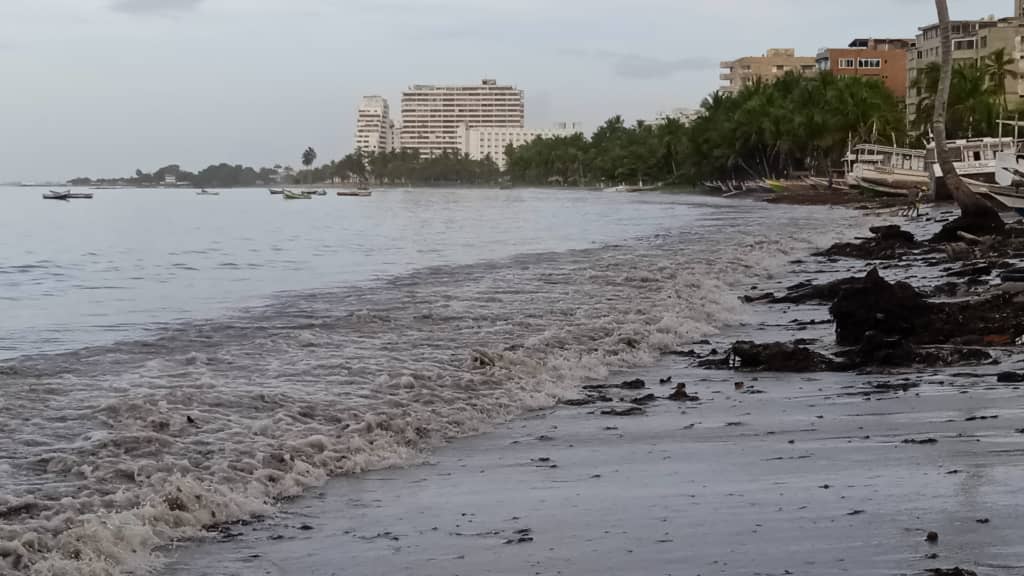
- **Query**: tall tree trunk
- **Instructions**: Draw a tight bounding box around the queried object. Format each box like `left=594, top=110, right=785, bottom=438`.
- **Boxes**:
left=931, top=0, right=1004, bottom=241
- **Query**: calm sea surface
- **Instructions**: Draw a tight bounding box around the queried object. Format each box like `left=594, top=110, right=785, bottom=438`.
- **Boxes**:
left=1, top=186, right=716, bottom=358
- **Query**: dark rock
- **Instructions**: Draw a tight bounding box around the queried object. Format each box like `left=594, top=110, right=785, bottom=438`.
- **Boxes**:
left=830, top=268, right=928, bottom=347
left=629, top=394, right=658, bottom=406
left=729, top=341, right=837, bottom=372
left=618, top=379, right=646, bottom=390
left=298, top=524, right=315, bottom=531
left=870, top=381, right=920, bottom=393
left=743, top=292, right=776, bottom=303
left=947, top=264, right=993, bottom=278
left=659, top=376, right=673, bottom=384
left=870, top=224, right=916, bottom=243
left=841, top=331, right=916, bottom=367
left=925, top=530, right=940, bottom=543
left=997, top=371, right=1024, bottom=383
left=930, top=213, right=1005, bottom=244
left=976, top=518, right=990, bottom=524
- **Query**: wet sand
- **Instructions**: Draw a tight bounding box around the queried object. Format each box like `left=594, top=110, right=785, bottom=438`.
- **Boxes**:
left=166, top=207, right=1024, bottom=576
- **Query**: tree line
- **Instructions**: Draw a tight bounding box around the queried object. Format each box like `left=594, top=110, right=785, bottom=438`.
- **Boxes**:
left=70, top=60, right=1022, bottom=189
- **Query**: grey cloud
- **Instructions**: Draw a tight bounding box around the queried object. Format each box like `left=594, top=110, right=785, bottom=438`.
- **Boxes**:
left=570, top=50, right=718, bottom=79
left=110, top=0, right=204, bottom=14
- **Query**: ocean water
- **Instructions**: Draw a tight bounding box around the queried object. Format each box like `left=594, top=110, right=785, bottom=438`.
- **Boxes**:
left=0, top=187, right=861, bottom=575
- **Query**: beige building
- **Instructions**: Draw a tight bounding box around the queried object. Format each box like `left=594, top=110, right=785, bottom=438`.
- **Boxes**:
left=719, top=49, right=817, bottom=94
left=401, top=79, right=525, bottom=157
left=354, top=96, right=398, bottom=154
left=459, top=123, right=583, bottom=169
left=907, top=5, right=1024, bottom=121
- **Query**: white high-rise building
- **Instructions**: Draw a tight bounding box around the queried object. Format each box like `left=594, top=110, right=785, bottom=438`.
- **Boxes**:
left=354, top=96, right=397, bottom=154
left=460, top=123, right=583, bottom=169
left=401, top=79, right=524, bottom=157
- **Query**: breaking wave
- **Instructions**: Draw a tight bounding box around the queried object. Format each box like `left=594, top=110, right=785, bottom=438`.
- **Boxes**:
left=0, top=200, right=862, bottom=575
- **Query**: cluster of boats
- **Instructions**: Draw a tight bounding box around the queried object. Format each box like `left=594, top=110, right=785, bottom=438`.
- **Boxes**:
left=704, top=124, right=1024, bottom=215
left=268, top=187, right=373, bottom=199
left=42, top=190, right=93, bottom=200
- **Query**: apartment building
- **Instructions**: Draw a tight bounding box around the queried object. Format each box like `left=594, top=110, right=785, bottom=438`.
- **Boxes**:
left=354, top=96, right=398, bottom=154
left=816, top=38, right=912, bottom=98
left=651, top=107, right=701, bottom=126
left=906, top=10, right=1024, bottom=118
left=401, top=79, right=525, bottom=157
left=719, top=49, right=817, bottom=94
left=459, top=123, right=583, bottom=169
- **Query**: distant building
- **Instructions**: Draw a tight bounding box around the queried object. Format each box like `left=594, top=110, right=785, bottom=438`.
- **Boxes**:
left=816, top=38, right=913, bottom=99
left=354, top=96, right=398, bottom=154
left=651, top=108, right=701, bottom=126
left=459, top=123, right=583, bottom=169
left=907, top=7, right=1024, bottom=122
left=163, top=174, right=177, bottom=186
left=719, top=49, right=817, bottom=94
left=401, top=79, right=525, bottom=157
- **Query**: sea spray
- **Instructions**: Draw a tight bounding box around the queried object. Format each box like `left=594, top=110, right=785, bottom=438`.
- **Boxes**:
left=0, top=202, right=868, bottom=575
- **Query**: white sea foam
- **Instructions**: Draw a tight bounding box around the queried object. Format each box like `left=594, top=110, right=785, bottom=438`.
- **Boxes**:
left=0, top=201, right=865, bottom=575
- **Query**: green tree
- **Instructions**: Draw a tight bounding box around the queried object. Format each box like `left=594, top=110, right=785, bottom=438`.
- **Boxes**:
left=985, top=47, right=1018, bottom=112
left=301, top=147, right=317, bottom=184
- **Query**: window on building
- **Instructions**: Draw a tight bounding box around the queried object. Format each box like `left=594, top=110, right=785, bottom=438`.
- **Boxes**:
left=981, top=37, right=988, bottom=49
left=742, top=65, right=752, bottom=72
left=858, top=58, right=881, bottom=69
left=951, top=23, right=962, bottom=35
left=839, top=58, right=855, bottom=69
left=774, top=65, right=785, bottom=72
left=953, top=38, right=976, bottom=51
left=917, top=50, right=923, bottom=59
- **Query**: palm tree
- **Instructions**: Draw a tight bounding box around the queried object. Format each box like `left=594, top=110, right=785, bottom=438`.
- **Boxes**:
left=931, top=0, right=1004, bottom=236
left=984, top=47, right=1018, bottom=112
left=301, top=147, right=317, bottom=184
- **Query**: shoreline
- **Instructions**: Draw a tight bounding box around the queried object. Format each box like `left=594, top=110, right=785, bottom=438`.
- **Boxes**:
left=165, top=203, right=1024, bottom=575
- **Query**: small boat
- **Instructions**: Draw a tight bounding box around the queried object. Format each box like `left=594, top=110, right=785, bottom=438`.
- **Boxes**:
left=963, top=177, right=1024, bottom=215
left=269, top=188, right=286, bottom=195
left=804, top=176, right=850, bottom=192
left=857, top=179, right=914, bottom=198
left=196, top=189, right=220, bottom=196
left=282, top=190, right=311, bottom=200
left=68, top=192, right=94, bottom=199
left=43, top=190, right=71, bottom=200
left=313, top=190, right=327, bottom=196
left=763, top=179, right=786, bottom=193
left=337, top=190, right=372, bottom=197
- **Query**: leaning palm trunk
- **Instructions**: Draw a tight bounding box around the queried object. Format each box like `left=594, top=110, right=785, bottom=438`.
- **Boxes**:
left=931, top=0, right=1004, bottom=240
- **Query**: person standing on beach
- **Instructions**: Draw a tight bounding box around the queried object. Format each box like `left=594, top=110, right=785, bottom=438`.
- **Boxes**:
left=904, top=186, right=922, bottom=218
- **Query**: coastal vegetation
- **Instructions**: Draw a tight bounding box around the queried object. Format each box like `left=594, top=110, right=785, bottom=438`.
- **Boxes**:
left=505, top=72, right=904, bottom=186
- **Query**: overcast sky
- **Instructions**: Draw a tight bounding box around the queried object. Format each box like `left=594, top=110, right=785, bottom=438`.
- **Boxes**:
left=0, top=0, right=1011, bottom=181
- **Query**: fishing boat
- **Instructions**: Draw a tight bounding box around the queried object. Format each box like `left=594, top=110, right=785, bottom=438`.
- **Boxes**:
left=843, top=143, right=928, bottom=189
left=962, top=178, right=1024, bottom=215
left=43, top=190, right=71, bottom=200
left=196, top=189, right=220, bottom=196
left=268, top=188, right=286, bottom=195
left=282, top=190, right=311, bottom=200
left=68, top=192, right=94, bottom=199
left=313, top=190, right=327, bottom=196
left=337, top=190, right=372, bottom=197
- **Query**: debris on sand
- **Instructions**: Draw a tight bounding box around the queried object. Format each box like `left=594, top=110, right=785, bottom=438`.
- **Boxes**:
left=925, top=568, right=977, bottom=576
left=726, top=341, right=838, bottom=372
left=902, top=438, right=939, bottom=445
left=667, top=383, right=700, bottom=402
left=770, top=276, right=868, bottom=305
left=816, top=225, right=922, bottom=261
left=585, top=379, right=646, bottom=391
left=997, top=372, right=1024, bottom=384
left=600, top=406, right=645, bottom=417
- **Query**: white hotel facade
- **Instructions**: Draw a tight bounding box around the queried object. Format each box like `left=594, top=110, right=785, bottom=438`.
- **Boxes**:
left=354, top=79, right=579, bottom=166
